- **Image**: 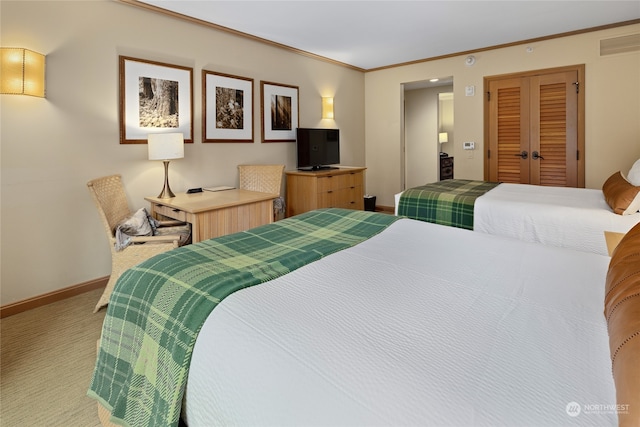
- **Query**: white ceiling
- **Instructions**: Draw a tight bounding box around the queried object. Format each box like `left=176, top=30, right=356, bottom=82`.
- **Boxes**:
left=136, top=1, right=640, bottom=70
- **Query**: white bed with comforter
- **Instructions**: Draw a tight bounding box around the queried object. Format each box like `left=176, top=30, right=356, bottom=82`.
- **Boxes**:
left=184, top=217, right=616, bottom=426
left=395, top=179, right=640, bottom=256
left=474, top=183, right=640, bottom=255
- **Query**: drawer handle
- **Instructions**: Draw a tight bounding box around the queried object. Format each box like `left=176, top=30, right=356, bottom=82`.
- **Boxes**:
left=350, top=186, right=355, bottom=189
left=172, top=209, right=181, bottom=212
left=327, top=190, right=333, bottom=193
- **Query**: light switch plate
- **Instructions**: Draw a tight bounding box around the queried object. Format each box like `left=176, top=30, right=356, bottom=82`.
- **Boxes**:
left=465, top=85, right=475, bottom=96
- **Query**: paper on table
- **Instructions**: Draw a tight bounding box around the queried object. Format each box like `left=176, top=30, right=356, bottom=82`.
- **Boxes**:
left=203, top=186, right=235, bottom=192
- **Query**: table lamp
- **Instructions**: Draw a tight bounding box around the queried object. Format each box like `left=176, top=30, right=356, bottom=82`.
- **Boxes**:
left=148, top=133, right=184, bottom=198
left=438, top=132, right=448, bottom=156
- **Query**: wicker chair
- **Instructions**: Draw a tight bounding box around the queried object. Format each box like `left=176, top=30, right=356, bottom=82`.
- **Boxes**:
left=87, top=174, right=187, bottom=312
left=238, top=164, right=286, bottom=220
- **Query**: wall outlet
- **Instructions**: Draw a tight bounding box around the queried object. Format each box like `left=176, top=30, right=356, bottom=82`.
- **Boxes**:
left=463, top=141, right=475, bottom=150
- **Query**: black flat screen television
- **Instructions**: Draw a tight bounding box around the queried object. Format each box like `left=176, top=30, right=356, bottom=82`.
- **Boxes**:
left=296, top=128, right=340, bottom=170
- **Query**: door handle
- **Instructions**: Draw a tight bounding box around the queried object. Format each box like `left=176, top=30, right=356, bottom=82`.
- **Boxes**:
left=514, top=150, right=528, bottom=159
left=532, top=151, right=544, bottom=160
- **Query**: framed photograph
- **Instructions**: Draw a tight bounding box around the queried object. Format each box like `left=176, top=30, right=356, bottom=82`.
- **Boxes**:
left=203, top=70, right=253, bottom=142
left=260, top=81, right=299, bottom=142
left=119, top=56, right=193, bottom=144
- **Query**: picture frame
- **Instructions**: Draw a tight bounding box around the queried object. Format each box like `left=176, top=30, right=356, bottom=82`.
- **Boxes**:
left=119, top=56, right=193, bottom=144
left=260, top=81, right=299, bottom=142
left=203, top=70, right=254, bottom=142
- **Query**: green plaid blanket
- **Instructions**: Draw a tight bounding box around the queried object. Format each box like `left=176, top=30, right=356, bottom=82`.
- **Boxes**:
left=87, top=208, right=399, bottom=427
left=397, top=180, right=500, bottom=230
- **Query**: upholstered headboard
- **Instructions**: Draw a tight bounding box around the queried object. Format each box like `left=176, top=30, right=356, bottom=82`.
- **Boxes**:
left=604, top=221, right=640, bottom=426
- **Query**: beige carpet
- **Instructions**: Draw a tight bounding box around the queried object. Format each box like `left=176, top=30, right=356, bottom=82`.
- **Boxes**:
left=1, top=288, right=106, bottom=426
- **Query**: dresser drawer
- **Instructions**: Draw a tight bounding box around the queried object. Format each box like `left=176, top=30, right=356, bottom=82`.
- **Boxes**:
left=441, top=157, right=453, bottom=168
left=318, top=186, right=362, bottom=209
left=318, top=172, right=363, bottom=191
left=152, top=203, right=187, bottom=222
left=318, top=174, right=349, bottom=192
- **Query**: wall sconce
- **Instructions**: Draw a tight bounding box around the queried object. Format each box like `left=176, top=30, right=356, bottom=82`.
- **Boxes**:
left=148, top=133, right=184, bottom=199
left=322, top=97, right=334, bottom=119
left=0, top=48, right=46, bottom=97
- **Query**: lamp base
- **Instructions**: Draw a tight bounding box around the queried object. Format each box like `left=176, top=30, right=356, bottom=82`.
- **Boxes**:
left=157, top=160, right=176, bottom=198
left=157, top=187, right=175, bottom=199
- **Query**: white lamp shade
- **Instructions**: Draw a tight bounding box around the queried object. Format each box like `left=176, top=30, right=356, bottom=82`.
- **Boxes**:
left=438, top=132, right=449, bottom=144
left=148, top=133, right=184, bottom=160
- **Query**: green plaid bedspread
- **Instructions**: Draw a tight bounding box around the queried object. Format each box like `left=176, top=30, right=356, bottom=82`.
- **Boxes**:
left=87, top=208, right=399, bottom=427
left=397, top=180, right=500, bottom=230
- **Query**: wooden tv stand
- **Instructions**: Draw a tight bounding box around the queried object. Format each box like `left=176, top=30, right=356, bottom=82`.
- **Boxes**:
left=285, top=167, right=366, bottom=217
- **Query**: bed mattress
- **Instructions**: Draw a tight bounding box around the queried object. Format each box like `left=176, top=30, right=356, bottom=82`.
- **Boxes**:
left=184, top=218, right=616, bottom=426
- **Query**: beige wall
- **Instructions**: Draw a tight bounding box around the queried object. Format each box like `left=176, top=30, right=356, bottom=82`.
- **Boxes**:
left=2, top=1, right=639, bottom=305
left=366, top=23, right=640, bottom=206
left=0, top=0, right=365, bottom=305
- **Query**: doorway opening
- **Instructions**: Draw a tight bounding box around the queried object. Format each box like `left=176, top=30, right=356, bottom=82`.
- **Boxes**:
left=402, top=76, right=454, bottom=190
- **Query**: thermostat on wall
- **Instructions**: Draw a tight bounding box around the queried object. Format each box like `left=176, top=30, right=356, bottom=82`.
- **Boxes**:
left=463, top=141, right=475, bottom=150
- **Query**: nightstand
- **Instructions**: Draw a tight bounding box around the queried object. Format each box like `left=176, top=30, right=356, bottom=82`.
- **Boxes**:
left=440, top=156, right=454, bottom=180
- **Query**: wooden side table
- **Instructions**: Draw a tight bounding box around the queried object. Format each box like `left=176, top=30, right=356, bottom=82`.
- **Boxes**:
left=145, top=189, right=278, bottom=243
left=440, top=156, right=454, bottom=180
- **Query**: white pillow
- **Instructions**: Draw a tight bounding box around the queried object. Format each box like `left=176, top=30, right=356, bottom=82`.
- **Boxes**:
left=628, top=193, right=640, bottom=215
left=628, top=159, right=640, bottom=186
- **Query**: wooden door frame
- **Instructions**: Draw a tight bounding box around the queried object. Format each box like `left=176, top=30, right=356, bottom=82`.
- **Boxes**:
left=483, top=64, right=585, bottom=187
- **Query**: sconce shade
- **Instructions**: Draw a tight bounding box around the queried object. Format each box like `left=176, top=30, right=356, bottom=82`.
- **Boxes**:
left=438, top=132, right=449, bottom=144
left=148, top=133, right=184, bottom=160
left=322, top=97, right=334, bottom=119
left=1, top=48, right=46, bottom=97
